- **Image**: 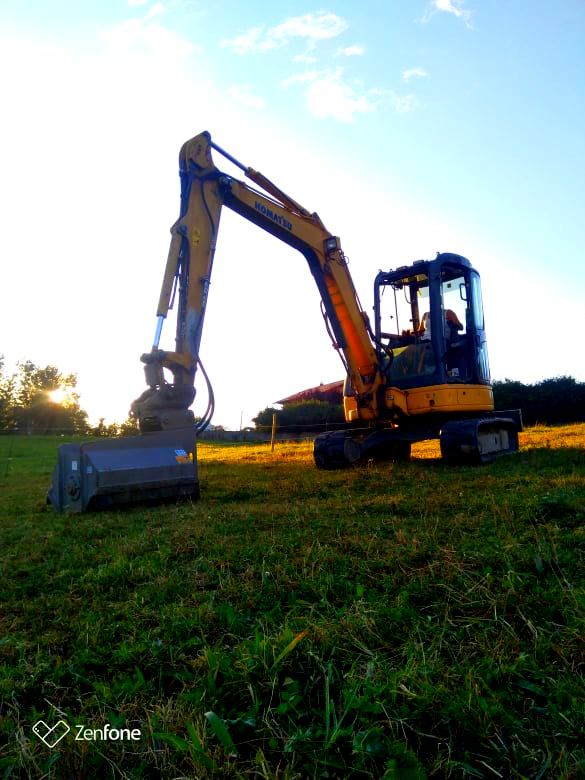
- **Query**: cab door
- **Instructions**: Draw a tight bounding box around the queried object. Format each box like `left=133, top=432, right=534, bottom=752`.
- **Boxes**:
left=469, top=271, right=491, bottom=383
left=440, top=266, right=471, bottom=382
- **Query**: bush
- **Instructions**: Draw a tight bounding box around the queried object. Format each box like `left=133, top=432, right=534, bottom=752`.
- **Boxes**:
left=493, top=376, right=585, bottom=425
left=253, top=400, right=345, bottom=432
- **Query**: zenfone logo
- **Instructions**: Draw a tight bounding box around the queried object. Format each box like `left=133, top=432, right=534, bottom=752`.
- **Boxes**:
left=32, top=720, right=70, bottom=748
left=33, top=718, right=142, bottom=748
left=75, top=723, right=142, bottom=741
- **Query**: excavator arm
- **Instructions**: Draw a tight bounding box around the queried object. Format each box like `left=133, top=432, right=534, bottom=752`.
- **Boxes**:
left=131, top=131, right=382, bottom=432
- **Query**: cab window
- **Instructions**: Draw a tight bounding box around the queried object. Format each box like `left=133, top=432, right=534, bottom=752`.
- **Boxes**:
left=441, top=270, right=468, bottom=341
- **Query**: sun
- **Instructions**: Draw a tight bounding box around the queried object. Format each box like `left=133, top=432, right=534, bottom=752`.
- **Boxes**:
left=49, top=387, right=69, bottom=405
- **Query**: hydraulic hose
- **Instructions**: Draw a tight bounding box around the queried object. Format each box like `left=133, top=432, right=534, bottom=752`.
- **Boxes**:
left=194, top=357, right=215, bottom=434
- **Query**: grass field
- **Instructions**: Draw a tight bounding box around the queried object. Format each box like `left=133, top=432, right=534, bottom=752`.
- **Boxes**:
left=0, top=427, right=584, bottom=779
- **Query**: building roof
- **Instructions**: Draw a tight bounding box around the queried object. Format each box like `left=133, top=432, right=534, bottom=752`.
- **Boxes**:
left=277, top=380, right=343, bottom=405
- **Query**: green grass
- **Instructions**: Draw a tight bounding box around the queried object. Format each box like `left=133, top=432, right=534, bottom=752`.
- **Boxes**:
left=0, top=428, right=584, bottom=778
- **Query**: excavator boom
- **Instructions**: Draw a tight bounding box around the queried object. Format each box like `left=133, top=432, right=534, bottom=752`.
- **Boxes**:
left=130, top=131, right=383, bottom=433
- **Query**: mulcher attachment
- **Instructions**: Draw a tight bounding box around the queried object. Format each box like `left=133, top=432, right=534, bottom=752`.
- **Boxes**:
left=47, top=427, right=199, bottom=513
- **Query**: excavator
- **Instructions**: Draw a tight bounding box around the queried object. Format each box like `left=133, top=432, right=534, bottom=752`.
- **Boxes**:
left=48, top=131, right=522, bottom=512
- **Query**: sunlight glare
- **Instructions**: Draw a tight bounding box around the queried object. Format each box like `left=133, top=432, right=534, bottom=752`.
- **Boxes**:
left=49, top=387, right=68, bottom=405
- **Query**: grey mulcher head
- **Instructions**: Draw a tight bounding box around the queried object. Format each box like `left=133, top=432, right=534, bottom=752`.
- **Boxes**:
left=47, top=428, right=198, bottom=513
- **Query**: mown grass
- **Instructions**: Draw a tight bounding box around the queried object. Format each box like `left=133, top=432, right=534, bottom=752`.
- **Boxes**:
left=0, top=427, right=584, bottom=778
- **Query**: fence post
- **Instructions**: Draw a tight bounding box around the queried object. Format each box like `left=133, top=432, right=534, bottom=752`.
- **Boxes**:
left=270, top=413, right=277, bottom=453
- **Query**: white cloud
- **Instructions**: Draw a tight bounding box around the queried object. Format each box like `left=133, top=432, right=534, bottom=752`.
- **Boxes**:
left=282, top=71, right=319, bottom=87
left=390, top=92, right=418, bottom=113
left=283, top=69, right=418, bottom=120
left=336, top=44, right=365, bottom=57
left=227, top=84, right=266, bottom=109
left=146, top=2, right=166, bottom=18
left=270, top=12, right=348, bottom=43
left=293, top=50, right=318, bottom=64
left=304, top=69, right=374, bottom=123
left=220, top=26, right=262, bottom=55
left=421, top=0, right=474, bottom=27
left=403, top=66, right=428, bottom=81
left=368, top=87, right=418, bottom=113
left=221, top=12, right=348, bottom=54
left=435, top=0, right=464, bottom=15
left=100, top=17, right=197, bottom=60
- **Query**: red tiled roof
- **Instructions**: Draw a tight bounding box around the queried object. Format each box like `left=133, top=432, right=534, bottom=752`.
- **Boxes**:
left=277, top=380, right=343, bottom=405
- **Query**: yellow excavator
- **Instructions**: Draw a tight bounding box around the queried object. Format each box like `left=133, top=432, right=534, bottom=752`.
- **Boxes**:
left=48, top=132, right=521, bottom=512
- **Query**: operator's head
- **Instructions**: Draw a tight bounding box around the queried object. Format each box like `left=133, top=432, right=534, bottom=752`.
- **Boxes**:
left=445, top=309, right=463, bottom=330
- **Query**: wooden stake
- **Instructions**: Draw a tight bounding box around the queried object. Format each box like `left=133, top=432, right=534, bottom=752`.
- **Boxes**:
left=270, top=412, right=277, bottom=453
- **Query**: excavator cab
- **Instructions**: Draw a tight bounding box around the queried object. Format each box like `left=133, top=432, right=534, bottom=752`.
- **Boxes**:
left=322, top=252, right=520, bottom=469
left=374, top=253, right=490, bottom=390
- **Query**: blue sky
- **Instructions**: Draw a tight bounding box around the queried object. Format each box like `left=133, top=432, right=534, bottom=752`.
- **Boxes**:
left=1, top=0, right=584, bottom=428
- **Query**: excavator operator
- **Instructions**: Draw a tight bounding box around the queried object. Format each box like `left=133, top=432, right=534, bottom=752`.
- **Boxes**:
left=419, top=309, right=464, bottom=342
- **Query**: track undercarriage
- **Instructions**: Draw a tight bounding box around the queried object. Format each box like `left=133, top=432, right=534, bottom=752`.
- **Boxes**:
left=313, top=410, right=522, bottom=469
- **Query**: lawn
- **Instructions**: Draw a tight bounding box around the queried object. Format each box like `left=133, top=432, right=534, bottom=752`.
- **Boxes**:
left=0, top=427, right=584, bottom=778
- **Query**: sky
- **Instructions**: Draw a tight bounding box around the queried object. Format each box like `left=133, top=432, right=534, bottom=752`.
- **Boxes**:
left=1, top=0, right=584, bottom=429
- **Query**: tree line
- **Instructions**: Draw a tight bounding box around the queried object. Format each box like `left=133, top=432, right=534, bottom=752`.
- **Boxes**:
left=492, top=376, right=585, bottom=426
left=0, top=358, right=137, bottom=436
left=2, top=357, right=583, bottom=435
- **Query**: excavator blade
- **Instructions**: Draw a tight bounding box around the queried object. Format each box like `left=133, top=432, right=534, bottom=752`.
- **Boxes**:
left=47, top=428, right=199, bottom=513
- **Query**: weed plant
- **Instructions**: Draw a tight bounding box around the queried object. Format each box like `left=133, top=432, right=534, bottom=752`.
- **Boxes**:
left=0, top=427, right=584, bottom=778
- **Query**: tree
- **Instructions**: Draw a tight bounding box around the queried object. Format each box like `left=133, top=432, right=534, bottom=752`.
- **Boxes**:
left=6, top=360, right=89, bottom=433
left=91, top=418, right=121, bottom=437
left=89, top=415, right=139, bottom=437
left=119, top=415, right=140, bottom=436
left=0, top=357, right=17, bottom=430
